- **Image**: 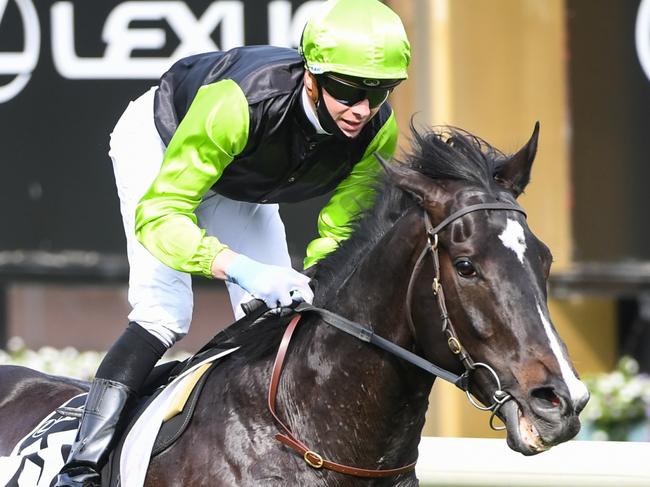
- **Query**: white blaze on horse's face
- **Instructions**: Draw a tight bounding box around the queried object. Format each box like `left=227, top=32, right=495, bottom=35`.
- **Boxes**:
left=498, top=219, right=527, bottom=264
left=537, top=304, right=590, bottom=406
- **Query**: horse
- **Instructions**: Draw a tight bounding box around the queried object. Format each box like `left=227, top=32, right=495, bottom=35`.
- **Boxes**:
left=0, top=123, right=589, bottom=486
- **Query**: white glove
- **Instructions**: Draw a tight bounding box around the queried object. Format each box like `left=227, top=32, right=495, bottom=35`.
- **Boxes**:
left=225, top=255, right=314, bottom=308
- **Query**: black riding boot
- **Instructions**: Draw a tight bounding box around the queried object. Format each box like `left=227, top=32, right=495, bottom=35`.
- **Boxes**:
left=54, top=378, right=134, bottom=487
left=55, top=322, right=168, bottom=487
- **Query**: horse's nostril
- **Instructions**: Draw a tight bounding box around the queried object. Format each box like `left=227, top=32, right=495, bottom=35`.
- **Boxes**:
left=530, top=387, right=562, bottom=410
left=574, top=391, right=590, bottom=414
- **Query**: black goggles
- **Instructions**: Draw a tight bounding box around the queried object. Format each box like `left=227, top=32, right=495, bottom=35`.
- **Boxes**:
left=317, top=74, right=392, bottom=108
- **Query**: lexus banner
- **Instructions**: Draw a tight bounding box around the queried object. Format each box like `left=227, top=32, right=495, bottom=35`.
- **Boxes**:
left=0, top=0, right=322, bottom=258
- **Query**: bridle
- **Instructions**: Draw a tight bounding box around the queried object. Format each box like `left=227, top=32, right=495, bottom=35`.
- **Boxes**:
left=405, top=202, right=527, bottom=430
left=262, top=201, right=528, bottom=477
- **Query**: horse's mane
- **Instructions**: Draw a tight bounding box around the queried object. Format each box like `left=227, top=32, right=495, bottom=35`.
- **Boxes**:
left=209, top=125, right=506, bottom=361
left=208, top=312, right=294, bottom=363
left=312, top=124, right=505, bottom=299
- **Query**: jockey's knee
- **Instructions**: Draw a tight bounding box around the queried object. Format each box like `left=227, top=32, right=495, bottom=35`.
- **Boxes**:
left=128, top=301, right=192, bottom=348
left=136, top=320, right=188, bottom=349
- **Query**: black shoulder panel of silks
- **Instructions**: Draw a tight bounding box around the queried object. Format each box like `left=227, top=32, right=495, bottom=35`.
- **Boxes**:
left=153, top=46, right=304, bottom=145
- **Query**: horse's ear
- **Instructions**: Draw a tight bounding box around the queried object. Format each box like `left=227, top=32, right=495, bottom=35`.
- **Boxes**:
left=374, top=152, right=433, bottom=205
left=494, top=122, right=539, bottom=198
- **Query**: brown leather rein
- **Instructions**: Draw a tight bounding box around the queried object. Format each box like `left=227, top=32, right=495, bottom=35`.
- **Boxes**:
left=268, top=314, right=417, bottom=478
left=266, top=202, right=526, bottom=478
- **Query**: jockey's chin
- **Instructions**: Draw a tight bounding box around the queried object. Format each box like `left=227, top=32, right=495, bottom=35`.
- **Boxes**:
left=338, top=118, right=369, bottom=138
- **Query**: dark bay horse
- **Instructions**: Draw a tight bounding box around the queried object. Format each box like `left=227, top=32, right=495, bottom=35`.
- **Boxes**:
left=0, top=124, right=589, bottom=486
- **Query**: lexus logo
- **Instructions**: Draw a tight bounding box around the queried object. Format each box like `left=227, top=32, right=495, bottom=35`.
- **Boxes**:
left=0, top=1, right=323, bottom=104
left=0, top=0, right=41, bottom=103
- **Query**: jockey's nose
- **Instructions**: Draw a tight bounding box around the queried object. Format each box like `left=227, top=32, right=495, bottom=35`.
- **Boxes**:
left=351, top=98, right=371, bottom=117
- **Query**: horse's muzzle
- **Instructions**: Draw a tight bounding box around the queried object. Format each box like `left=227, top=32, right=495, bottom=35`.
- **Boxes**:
left=501, top=387, right=584, bottom=456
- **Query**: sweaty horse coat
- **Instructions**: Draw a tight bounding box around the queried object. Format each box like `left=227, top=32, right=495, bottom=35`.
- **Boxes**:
left=0, top=125, right=589, bottom=487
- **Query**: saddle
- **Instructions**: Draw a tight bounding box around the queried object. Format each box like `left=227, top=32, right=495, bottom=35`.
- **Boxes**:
left=99, top=305, right=275, bottom=487
left=2, top=352, right=226, bottom=487
left=3, top=306, right=280, bottom=487
left=101, top=347, right=229, bottom=487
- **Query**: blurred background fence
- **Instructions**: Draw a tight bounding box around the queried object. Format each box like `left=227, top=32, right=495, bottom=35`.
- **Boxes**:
left=415, top=437, right=650, bottom=486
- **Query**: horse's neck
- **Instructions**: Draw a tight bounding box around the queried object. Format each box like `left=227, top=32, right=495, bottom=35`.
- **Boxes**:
left=334, top=209, right=425, bottom=342
left=288, top=210, right=433, bottom=467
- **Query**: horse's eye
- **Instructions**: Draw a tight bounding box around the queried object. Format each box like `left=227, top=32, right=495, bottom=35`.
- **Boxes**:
left=454, top=258, right=477, bottom=277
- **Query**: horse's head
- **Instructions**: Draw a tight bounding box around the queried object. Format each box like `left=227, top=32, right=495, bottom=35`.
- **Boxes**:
left=383, top=123, right=589, bottom=455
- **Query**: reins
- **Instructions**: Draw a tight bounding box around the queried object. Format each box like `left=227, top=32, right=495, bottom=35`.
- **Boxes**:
left=268, top=314, right=417, bottom=478
left=297, top=302, right=466, bottom=386
left=260, top=200, right=528, bottom=477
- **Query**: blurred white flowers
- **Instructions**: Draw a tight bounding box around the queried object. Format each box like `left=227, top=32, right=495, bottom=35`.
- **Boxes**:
left=580, top=356, right=650, bottom=441
left=0, top=337, right=189, bottom=381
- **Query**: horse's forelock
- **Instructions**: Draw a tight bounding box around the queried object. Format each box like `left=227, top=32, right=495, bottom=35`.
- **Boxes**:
left=403, top=125, right=504, bottom=191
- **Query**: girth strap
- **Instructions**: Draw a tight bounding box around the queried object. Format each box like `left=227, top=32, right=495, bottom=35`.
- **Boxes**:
left=268, top=314, right=417, bottom=478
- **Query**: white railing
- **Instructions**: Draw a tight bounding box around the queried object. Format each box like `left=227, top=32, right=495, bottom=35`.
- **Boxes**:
left=416, top=437, right=650, bottom=486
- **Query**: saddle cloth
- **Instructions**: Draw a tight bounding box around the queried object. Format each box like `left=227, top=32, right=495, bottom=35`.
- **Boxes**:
left=0, top=348, right=237, bottom=487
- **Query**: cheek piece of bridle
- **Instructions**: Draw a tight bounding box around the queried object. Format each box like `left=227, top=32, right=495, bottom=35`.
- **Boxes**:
left=262, top=202, right=527, bottom=478
left=406, top=203, right=527, bottom=430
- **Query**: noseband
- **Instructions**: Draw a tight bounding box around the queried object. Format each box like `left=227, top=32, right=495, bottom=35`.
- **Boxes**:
left=405, top=202, right=527, bottom=430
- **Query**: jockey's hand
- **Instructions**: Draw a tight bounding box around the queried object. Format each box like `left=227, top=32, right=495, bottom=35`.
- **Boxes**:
left=224, top=254, right=314, bottom=309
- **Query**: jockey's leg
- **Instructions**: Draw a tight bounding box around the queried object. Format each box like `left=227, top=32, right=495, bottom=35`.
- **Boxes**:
left=56, top=87, right=188, bottom=486
left=55, top=323, right=167, bottom=487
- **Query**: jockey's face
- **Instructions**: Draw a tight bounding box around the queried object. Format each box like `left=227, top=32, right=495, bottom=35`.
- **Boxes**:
left=303, top=72, right=385, bottom=138
left=320, top=89, right=381, bottom=138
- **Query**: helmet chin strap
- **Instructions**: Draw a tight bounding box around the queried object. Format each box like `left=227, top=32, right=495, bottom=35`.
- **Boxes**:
left=316, top=84, right=350, bottom=141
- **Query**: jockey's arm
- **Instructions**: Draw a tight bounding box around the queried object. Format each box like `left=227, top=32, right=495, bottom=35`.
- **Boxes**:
left=303, top=110, right=399, bottom=269
left=135, top=80, right=249, bottom=278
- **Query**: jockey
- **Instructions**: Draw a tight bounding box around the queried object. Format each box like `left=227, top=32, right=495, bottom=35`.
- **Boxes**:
left=55, top=0, right=410, bottom=485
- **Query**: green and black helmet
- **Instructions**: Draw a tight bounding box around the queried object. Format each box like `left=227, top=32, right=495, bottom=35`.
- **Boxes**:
left=300, top=0, right=411, bottom=89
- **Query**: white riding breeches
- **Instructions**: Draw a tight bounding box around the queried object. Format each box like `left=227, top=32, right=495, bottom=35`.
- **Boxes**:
left=108, top=87, right=292, bottom=348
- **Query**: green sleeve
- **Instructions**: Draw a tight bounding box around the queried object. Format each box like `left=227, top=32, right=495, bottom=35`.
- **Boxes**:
left=303, top=111, right=398, bottom=269
left=135, top=80, right=250, bottom=277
